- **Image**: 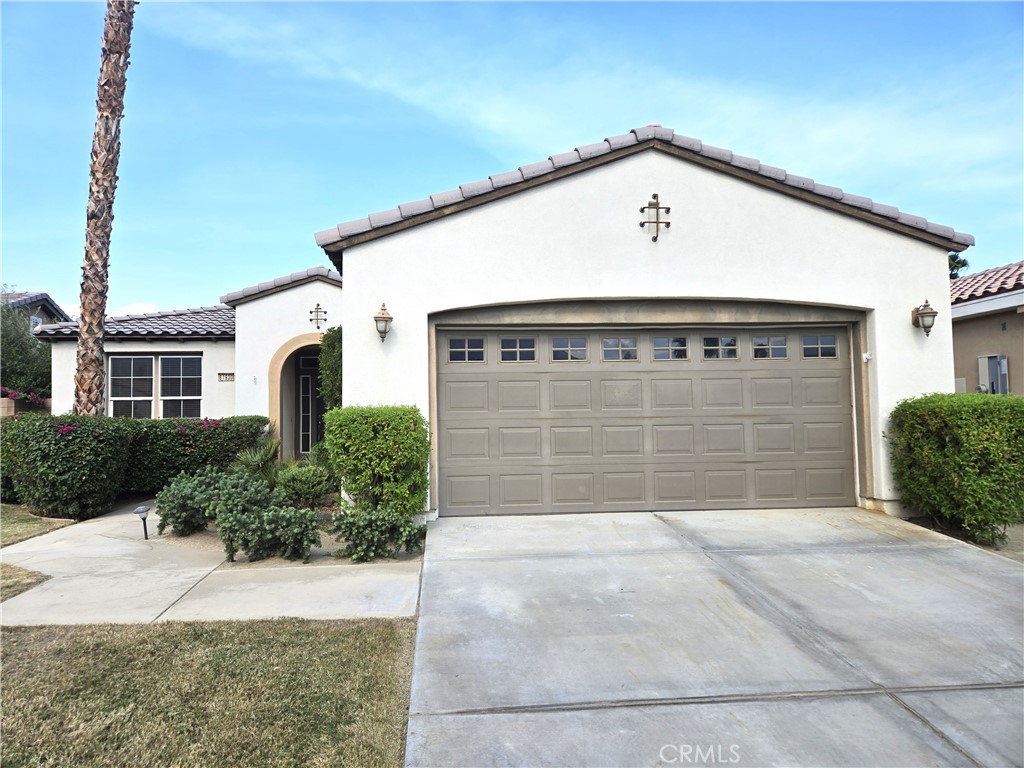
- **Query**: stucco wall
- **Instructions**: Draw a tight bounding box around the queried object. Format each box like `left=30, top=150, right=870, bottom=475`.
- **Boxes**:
left=337, top=150, right=956, bottom=513
left=233, top=280, right=343, bottom=419
left=952, top=309, right=1024, bottom=394
left=47, top=339, right=236, bottom=416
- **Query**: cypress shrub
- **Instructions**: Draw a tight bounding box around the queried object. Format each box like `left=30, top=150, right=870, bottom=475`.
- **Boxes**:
left=888, top=393, right=1024, bottom=544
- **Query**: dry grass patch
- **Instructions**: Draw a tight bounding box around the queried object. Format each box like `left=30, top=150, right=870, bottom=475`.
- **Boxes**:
left=1, top=618, right=416, bottom=768
left=1, top=503, right=73, bottom=547
left=0, top=562, right=50, bottom=601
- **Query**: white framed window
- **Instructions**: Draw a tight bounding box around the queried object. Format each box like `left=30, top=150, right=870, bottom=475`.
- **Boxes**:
left=802, top=335, right=837, bottom=359
left=652, top=336, right=688, bottom=360
left=703, top=336, right=738, bottom=360
left=602, top=336, right=638, bottom=361
left=752, top=335, right=788, bottom=359
left=160, top=356, right=203, bottom=417
left=500, top=337, right=537, bottom=362
left=448, top=337, right=485, bottom=363
left=108, top=354, right=203, bottom=418
left=109, top=356, right=154, bottom=418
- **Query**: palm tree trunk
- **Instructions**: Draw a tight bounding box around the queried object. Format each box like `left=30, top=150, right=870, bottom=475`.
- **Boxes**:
left=74, top=0, right=137, bottom=416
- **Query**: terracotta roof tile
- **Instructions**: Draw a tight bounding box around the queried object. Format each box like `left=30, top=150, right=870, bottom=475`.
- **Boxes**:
left=950, top=261, right=1024, bottom=304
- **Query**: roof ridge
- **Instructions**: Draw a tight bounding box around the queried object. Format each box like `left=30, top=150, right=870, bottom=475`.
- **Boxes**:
left=315, top=125, right=974, bottom=251
left=220, top=265, right=342, bottom=306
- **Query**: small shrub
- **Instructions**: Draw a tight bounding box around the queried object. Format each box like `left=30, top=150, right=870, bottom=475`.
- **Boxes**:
left=209, top=473, right=321, bottom=563
left=154, top=466, right=228, bottom=536
left=332, top=505, right=425, bottom=563
left=234, top=437, right=281, bottom=489
left=318, top=326, right=342, bottom=409
left=277, top=464, right=333, bottom=511
left=123, top=416, right=270, bottom=494
left=323, top=406, right=429, bottom=517
left=888, top=393, right=1024, bottom=545
left=2, top=413, right=131, bottom=520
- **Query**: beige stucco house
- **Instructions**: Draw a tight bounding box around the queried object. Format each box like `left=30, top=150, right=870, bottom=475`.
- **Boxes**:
left=41, top=125, right=975, bottom=517
left=950, top=261, right=1024, bottom=395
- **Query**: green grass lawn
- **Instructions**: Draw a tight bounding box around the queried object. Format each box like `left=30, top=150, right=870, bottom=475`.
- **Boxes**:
left=1, top=618, right=416, bottom=768
left=1, top=503, right=73, bottom=547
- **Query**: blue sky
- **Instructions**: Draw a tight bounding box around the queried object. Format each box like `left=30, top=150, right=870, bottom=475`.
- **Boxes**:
left=3, top=1, right=1022, bottom=317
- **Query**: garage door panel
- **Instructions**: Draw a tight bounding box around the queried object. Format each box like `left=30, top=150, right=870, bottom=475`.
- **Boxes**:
left=438, top=328, right=854, bottom=514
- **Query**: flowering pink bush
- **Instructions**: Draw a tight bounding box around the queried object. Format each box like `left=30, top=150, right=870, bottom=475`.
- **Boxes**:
left=1, top=386, right=45, bottom=406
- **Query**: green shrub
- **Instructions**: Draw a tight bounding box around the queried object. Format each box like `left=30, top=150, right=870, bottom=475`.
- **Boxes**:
left=318, top=326, right=342, bottom=409
left=277, top=464, right=333, bottom=511
left=123, top=416, right=269, bottom=494
left=208, top=473, right=321, bottom=563
left=233, top=436, right=281, bottom=489
left=2, top=413, right=131, bottom=520
left=332, top=506, right=425, bottom=562
left=324, top=406, right=429, bottom=516
left=154, top=466, right=228, bottom=536
left=888, top=394, right=1024, bottom=545
left=1, top=416, right=21, bottom=503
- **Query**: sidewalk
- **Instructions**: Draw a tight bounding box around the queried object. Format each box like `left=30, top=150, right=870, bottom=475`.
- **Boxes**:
left=1, top=500, right=421, bottom=625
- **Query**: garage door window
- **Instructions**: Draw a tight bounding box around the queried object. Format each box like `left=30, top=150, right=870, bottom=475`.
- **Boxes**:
left=703, top=336, right=738, bottom=360
left=602, top=337, right=638, bottom=361
left=652, top=336, right=688, bottom=360
left=500, top=337, right=537, bottom=362
left=752, top=336, right=788, bottom=359
left=552, top=336, right=588, bottom=362
left=802, top=335, right=837, bottom=359
left=449, top=337, right=485, bottom=363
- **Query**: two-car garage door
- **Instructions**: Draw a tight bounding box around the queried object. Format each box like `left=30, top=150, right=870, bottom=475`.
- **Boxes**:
left=437, top=327, right=854, bottom=515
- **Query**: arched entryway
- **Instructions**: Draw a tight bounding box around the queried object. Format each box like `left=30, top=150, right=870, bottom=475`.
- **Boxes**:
left=268, top=333, right=326, bottom=460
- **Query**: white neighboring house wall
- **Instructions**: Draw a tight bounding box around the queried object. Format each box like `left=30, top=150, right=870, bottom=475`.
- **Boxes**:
left=232, top=280, right=343, bottom=418
left=336, top=150, right=956, bottom=514
left=47, top=339, right=236, bottom=417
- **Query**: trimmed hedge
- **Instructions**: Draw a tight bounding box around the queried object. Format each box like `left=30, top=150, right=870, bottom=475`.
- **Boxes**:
left=2, top=413, right=132, bottom=520
left=123, top=416, right=270, bottom=493
left=2, top=414, right=269, bottom=520
left=888, top=393, right=1024, bottom=545
left=324, top=406, right=429, bottom=516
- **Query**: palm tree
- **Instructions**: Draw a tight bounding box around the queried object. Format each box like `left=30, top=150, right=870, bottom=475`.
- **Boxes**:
left=74, top=0, right=138, bottom=416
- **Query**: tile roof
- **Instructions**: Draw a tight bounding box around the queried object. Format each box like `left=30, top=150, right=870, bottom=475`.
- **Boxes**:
left=314, top=124, right=975, bottom=252
left=220, top=265, right=341, bottom=306
left=1, top=291, right=72, bottom=322
left=950, top=260, right=1024, bottom=304
left=35, top=305, right=235, bottom=340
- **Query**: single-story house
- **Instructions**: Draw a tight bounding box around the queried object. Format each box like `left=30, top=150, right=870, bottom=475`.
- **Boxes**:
left=38, top=267, right=342, bottom=459
left=2, top=291, right=71, bottom=330
left=41, top=125, right=974, bottom=518
left=950, top=260, right=1023, bottom=395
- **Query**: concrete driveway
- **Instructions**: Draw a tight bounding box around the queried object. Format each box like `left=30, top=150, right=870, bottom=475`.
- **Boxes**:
left=1, top=500, right=421, bottom=624
left=406, top=509, right=1024, bottom=767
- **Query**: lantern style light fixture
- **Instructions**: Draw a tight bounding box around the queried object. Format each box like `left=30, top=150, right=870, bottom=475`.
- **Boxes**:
left=134, top=505, right=151, bottom=540
left=374, top=303, right=393, bottom=342
left=911, top=300, right=938, bottom=337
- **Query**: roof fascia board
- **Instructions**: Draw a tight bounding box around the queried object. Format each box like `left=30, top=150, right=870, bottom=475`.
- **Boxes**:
left=322, top=139, right=969, bottom=259
left=951, top=289, right=1024, bottom=320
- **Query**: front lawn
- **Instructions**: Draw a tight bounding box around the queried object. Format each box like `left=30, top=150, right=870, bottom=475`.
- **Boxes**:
left=1, top=503, right=73, bottom=547
left=0, top=563, right=50, bottom=602
left=1, top=618, right=416, bottom=768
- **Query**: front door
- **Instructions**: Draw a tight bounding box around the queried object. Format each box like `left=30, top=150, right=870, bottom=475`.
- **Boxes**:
left=295, top=353, right=325, bottom=453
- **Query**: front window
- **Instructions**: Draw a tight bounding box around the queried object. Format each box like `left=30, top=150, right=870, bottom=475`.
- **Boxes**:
left=109, top=356, right=154, bottom=418
left=160, top=357, right=203, bottom=417
left=108, top=355, right=203, bottom=418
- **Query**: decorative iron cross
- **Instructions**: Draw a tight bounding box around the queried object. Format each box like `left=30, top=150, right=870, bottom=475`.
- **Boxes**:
left=639, top=193, right=671, bottom=242
left=309, top=303, right=328, bottom=330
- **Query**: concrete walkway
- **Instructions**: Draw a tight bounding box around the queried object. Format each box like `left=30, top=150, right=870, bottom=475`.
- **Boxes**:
left=406, top=509, right=1024, bottom=767
left=1, top=500, right=421, bottom=624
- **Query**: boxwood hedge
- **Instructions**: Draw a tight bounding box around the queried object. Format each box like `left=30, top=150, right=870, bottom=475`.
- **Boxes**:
left=888, top=393, right=1024, bottom=545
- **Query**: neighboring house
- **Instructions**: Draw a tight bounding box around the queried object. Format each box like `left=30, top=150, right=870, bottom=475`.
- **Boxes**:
left=315, top=124, right=971, bottom=518
left=1, top=291, right=71, bottom=331
left=950, top=260, right=1024, bottom=395
left=37, top=267, right=341, bottom=459
left=41, top=125, right=974, bottom=518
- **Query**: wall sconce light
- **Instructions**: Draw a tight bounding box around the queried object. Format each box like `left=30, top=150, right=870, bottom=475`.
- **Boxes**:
left=911, top=300, right=938, bottom=337
left=134, top=505, right=151, bottom=540
left=374, top=303, right=393, bottom=342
